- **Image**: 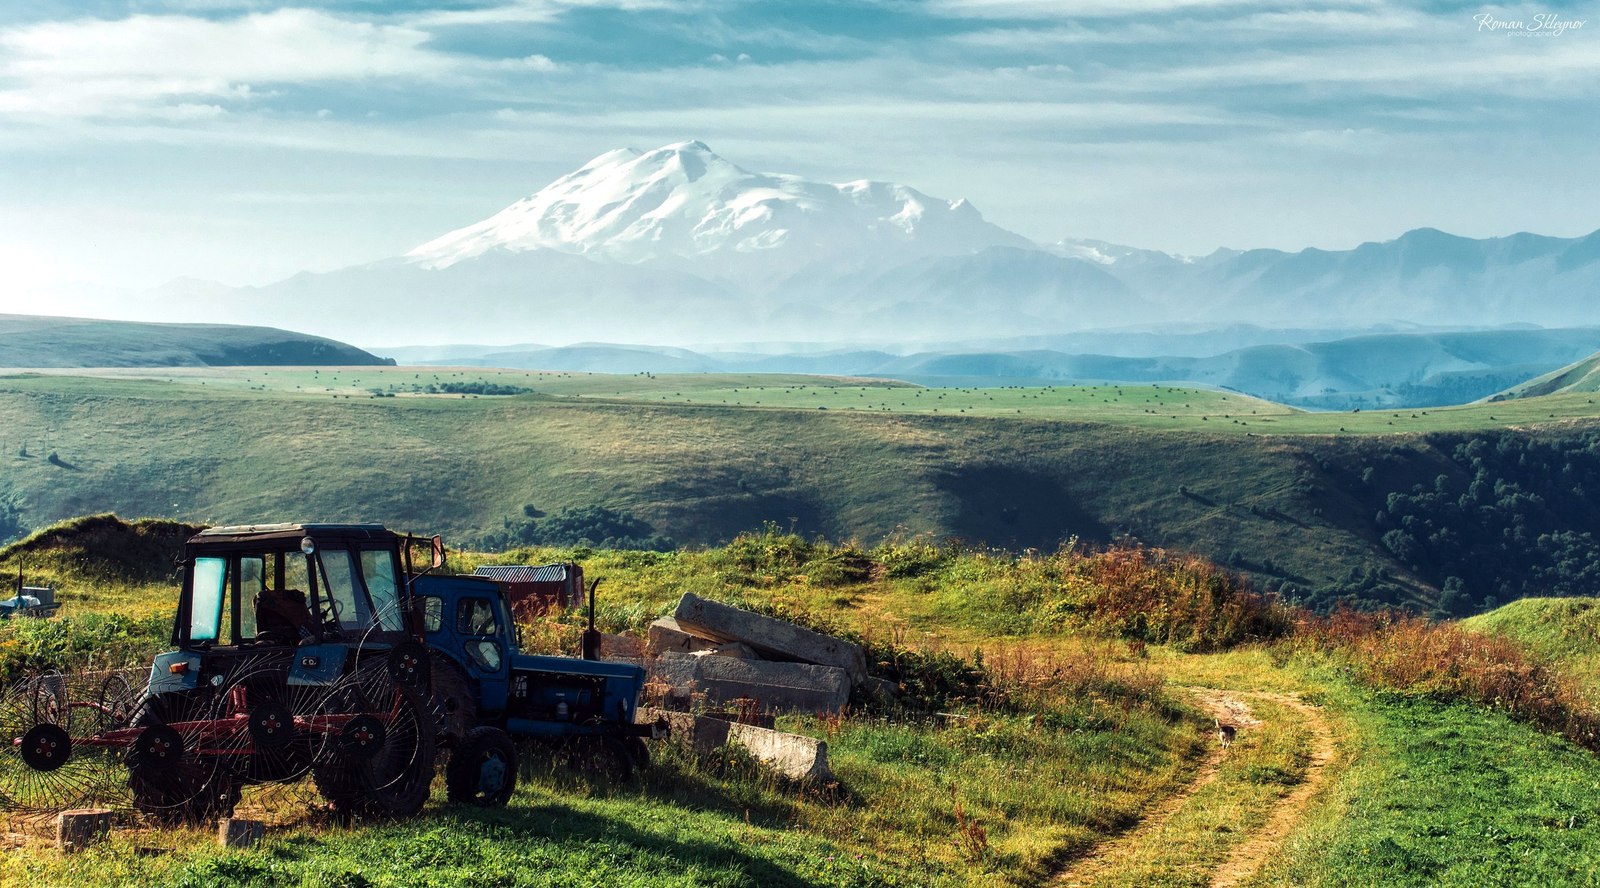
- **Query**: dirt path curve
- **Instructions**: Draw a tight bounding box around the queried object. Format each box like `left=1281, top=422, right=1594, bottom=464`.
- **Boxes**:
left=1208, top=691, right=1336, bottom=888
left=1054, top=687, right=1338, bottom=887
left=1053, top=690, right=1256, bottom=886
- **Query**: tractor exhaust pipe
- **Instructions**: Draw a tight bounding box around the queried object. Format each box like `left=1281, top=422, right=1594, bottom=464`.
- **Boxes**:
left=581, top=578, right=602, bottom=661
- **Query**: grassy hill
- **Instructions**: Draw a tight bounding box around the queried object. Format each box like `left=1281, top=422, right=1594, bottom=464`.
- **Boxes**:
left=5, top=368, right=1600, bottom=611
left=1461, top=598, right=1600, bottom=699
left=0, top=314, right=390, bottom=367
left=1493, top=349, right=1600, bottom=399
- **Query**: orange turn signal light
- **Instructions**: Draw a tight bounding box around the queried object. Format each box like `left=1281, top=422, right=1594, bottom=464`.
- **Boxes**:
left=169, top=662, right=189, bottom=674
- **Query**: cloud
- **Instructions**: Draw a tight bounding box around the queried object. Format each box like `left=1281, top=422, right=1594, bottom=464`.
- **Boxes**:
left=0, top=9, right=454, bottom=118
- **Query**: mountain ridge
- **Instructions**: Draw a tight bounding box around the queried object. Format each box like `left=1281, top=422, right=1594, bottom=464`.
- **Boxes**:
left=143, top=141, right=1600, bottom=346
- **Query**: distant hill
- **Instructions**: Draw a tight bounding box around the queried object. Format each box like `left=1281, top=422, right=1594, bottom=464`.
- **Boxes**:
left=0, top=514, right=202, bottom=585
left=9, top=369, right=1600, bottom=613
left=1492, top=350, right=1600, bottom=400
left=0, top=314, right=391, bottom=367
left=379, top=326, right=1600, bottom=410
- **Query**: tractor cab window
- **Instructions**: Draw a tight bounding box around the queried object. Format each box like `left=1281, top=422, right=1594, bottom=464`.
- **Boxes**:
left=456, top=597, right=503, bottom=672
left=420, top=596, right=443, bottom=633
left=188, top=557, right=227, bottom=642
left=360, top=547, right=405, bottom=631
left=318, top=548, right=372, bottom=634
left=457, top=598, right=498, bottom=636
left=238, top=556, right=265, bottom=641
left=255, top=550, right=316, bottom=645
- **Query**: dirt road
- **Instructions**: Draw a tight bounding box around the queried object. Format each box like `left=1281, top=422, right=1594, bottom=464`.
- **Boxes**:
left=1053, top=687, right=1336, bottom=887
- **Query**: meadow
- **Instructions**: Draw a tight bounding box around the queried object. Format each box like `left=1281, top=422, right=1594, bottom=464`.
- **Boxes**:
left=8, top=367, right=1600, bottom=612
left=7, top=520, right=1600, bottom=885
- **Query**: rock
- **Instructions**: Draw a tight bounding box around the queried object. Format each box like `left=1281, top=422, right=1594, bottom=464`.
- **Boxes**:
left=672, top=593, right=868, bottom=684
left=56, top=809, right=112, bottom=853
left=651, top=652, right=851, bottom=713
left=218, top=818, right=265, bottom=849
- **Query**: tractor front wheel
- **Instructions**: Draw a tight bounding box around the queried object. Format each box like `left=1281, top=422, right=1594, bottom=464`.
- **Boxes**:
left=446, top=726, right=517, bottom=807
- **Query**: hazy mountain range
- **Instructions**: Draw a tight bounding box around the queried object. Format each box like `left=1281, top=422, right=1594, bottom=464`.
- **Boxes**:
left=145, top=141, right=1600, bottom=347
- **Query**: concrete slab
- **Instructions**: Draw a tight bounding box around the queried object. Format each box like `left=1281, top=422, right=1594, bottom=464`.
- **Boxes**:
left=600, top=632, right=644, bottom=659
left=729, top=722, right=832, bottom=783
left=637, top=708, right=831, bottom=782
left=651, top=651, right=851, bottom=713
left=672, top=593, right=868, bottom=684
left=647, top=617, right=719, bottom=656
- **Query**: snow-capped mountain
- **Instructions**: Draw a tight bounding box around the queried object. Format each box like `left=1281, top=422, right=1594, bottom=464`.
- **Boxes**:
left=136, top=141, right=1600, bottom=346
left=406, top=140, right=1031, bottom=292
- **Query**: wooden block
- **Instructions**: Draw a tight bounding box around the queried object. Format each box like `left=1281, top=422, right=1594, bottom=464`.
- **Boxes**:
left=218, top=818, right=265, bottom=849
left=56, top=809, right=113, bottom=853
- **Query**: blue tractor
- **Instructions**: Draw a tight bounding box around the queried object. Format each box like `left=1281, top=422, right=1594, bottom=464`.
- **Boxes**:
left=413, top=570, right=657, bottom=807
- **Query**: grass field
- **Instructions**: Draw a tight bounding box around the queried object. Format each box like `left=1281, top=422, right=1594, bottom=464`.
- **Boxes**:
left=13, top=366, right=1600, bottom=435
left=8, top=521, right=1600, bottom=886
left=5, top=367, right=1600, bottom=611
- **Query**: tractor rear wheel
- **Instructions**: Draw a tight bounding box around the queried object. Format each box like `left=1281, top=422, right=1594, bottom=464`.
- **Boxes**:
left=428, top=654, right=476, bottom=746
left=446, top=726, right=516, bottom=807
left=126, top=695, right=238, bottom=825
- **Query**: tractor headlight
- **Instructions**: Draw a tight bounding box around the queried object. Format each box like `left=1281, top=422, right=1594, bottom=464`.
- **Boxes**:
left=300, top=536, right=316, bottom=556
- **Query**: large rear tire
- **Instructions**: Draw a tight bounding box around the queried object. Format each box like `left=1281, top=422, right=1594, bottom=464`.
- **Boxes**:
left=126, top=694, right=238, bottom=825
left=428, top=654, right=476, bottom=747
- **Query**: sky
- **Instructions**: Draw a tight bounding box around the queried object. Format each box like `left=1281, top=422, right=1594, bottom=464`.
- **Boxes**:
left=1, top=0, right=1597, bottom=309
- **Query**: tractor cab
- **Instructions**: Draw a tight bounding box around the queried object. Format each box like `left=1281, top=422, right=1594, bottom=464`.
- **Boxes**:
left=172, top=523, right=417, bottom=653
left=412, top=573, right=647, bottom=738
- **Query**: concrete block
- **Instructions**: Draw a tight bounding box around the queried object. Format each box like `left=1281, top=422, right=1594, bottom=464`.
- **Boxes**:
left=647, top=617, right=719, bottom=656
left=692, top=641, right=761, bottom=660
left=729, top=722, right=832, bottom=782
left=672, top=593, right=868, bottom=684
left=637, top=708, right=831, bottom=782
left=218, top=818, right=265, bottom=849
left=701, top=708, right=777, bottom=730
left=56, top=809, right=112, bottom=852
left=651, top=652, right=850, bottom=713
left=600, top=632, right=644, bottom=659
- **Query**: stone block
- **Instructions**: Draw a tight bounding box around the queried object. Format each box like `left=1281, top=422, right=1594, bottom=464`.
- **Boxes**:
left=729, top=722, right=832, bottom=783
left=56, top=809, right=112, bottom=853
left=672, top=593, right=868, bottom=683
left=637, top=708, right=831, bottom=782
left=600, top=632, right=644, bottom=659
left=647, top=617, right=719, bottom=656
left=218, top=818, right=265, bottom=849
left=651, top=652, right=850, bottom=713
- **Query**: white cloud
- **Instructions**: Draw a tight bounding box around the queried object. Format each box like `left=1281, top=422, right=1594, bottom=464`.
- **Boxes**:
left=493, top=53, right=559, bottom=71
left=924, top=0, right=1375, bottom=19
left=0, top=9, right=453, bottom=118
left=409, top=0, right=690, bottom=28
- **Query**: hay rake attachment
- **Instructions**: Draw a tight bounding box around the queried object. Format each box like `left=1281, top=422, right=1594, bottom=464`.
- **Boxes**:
left=1, top=656, right=434, bottom=828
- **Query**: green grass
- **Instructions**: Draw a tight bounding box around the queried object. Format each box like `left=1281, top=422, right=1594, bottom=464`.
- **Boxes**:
left=1258, top=679, right=1600, bottom=887
left=1462, top=597, right=1600, bottom=671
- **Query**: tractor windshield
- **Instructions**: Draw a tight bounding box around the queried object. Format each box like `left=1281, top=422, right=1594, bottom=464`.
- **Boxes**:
left=188, top=557, right=227, bottom=642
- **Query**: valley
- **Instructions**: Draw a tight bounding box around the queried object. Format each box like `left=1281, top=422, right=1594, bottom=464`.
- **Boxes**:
left=6, top=366, right=1600, bottom=613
